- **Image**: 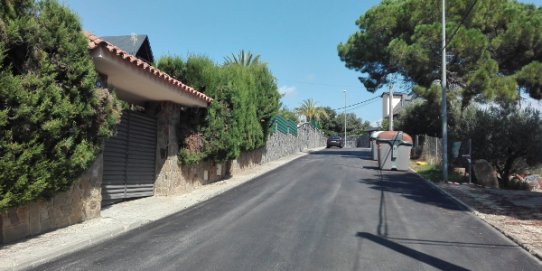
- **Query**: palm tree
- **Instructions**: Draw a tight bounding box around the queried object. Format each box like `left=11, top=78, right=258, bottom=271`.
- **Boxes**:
left=295, top=99, right=329, bottom=122
left=277, top=103, right=299, bottom=123
left=224, top=50, right=261, bottom=66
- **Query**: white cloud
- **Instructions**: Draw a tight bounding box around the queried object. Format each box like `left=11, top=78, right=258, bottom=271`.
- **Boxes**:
left=279, top=85, right=297, bottom=97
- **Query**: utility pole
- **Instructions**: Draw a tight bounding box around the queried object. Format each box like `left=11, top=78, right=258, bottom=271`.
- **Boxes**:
left=441, top=0, right=448, bottom=182
left=389, top=84, right=394, bottom=131
left=344, top=90, right=347, bottom=146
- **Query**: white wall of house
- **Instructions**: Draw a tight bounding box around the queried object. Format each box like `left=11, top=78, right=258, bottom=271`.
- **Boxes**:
left=381, top=93, right=403, bottom=118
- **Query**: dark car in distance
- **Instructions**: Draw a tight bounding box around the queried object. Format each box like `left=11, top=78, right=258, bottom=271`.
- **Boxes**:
left=326, top=136, right=344, bottom=148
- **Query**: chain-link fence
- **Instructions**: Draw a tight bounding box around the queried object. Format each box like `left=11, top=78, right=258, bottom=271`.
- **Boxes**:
left=412, top=135, right=472, bottom=170
left=412, top=135, right=442, bottom=165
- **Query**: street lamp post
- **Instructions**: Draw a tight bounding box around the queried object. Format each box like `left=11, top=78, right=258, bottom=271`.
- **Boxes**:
left=389, top=84, right=394, bottom=131
left=441, top=0, right=448, bottom=182
left=344, top=90, right=347, bottom=147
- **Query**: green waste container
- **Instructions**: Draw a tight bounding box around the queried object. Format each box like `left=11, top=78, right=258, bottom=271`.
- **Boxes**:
left=377, top=131, right=413, bottom=171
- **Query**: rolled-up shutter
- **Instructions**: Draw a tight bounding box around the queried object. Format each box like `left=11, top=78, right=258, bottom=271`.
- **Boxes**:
left=102, top=111, right=156, bottom=206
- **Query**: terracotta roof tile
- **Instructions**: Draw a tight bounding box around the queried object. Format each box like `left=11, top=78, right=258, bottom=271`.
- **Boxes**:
left=84, top=32, right=212, bottom=105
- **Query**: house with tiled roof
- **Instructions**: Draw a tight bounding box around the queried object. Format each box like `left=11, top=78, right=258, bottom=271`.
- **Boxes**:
left=85, top=32, right=213, bottom=206
left=0, top=32, right=219, bottom=244
left=101, top=34, right=154, bottom=63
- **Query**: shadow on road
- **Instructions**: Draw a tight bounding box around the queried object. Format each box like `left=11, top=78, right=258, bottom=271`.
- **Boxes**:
left=310, top=148, right=371, bottom=160
left=385, top=236, right=517, bottom=249
left=359, top=172, right=467, bottom=211
left=356, top=232, right=471, bottom=271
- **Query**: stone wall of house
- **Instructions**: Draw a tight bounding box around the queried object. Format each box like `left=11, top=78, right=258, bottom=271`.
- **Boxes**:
left=0, top=107, right=326, bottom=244
left=154, top=102, right=182, bottom=196
left=0, top=154, right=103, bottom=244
left=153, top=102, right=228, bottom=196
left=230, top=124, right=326, bottom=174
left=297, top=123, right=326, bottom=151
left=155, top=119, right=326, bottom=193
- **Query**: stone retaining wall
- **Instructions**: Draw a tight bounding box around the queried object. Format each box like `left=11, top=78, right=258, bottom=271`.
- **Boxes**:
left=155, top=122, right=326, bottom=192
left=0, top=154, right=103, bottom=244
left=231, top=123, right=326, bottom=174
left=1, top=113, right=325, bottom=244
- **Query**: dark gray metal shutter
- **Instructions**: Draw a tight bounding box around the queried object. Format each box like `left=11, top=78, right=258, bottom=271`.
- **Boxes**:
left=125, top=112, right=156, bottom=198
left=102, top=111, right=156, bottom=205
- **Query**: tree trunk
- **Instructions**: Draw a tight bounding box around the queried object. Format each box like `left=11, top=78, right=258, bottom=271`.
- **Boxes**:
left=501, top=156, right=516, bottom=183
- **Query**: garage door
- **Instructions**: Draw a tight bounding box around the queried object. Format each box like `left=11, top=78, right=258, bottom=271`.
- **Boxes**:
left=102, top=111, right=157, bottom=206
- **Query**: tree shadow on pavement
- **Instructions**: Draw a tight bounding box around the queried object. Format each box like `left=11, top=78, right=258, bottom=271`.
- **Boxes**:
left=310, top=148, right=371, bottom=160
left=356, top=232, right=471, bottom=271
left=359, top=171, right=467, bottom=211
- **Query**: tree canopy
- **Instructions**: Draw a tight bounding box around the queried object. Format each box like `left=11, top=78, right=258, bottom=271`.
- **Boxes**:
left=396, top=98, right=542, bottom=182
left=157, top=54, right=280, bottom=164
left=320, top=107, right=371, bottom=137
left=295, top=99, right=329, bottom=122
left=338, top=0, right=542, bottom=105
left=0, top=0, right=122, bottom=209
left=224, top=50, right=261, bottom=66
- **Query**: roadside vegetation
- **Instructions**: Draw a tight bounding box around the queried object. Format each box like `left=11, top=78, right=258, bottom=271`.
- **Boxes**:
left=0, top=0, right=122, bottom=209
left=339, top=0, right=542, bottom=186
left=411, top=162, right=464, bottom=183
left=281, top=99, right=371, bottom=138
left=157, top=53, right=280, bottom=165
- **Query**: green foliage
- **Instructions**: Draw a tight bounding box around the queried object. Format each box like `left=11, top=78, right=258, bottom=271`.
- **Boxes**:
left=468, top=106, right=542, bottom=181
left=295, top=99, right=328, bottom=122
left=320, top=106, right=371, bottom=137
left=277, top=105, right=299, bottom=123
left=224, top=50, right=261, bottom=66
left=397, top=98, right=542, bottom=181
left=396, top=88, right=477, bottom=138
left=158, top=54, right=280, bottom=164
left=338, top=0, right=542, bottom=104
left=412, top=162, right=464, bottom=183
left=177, top=148, right=203, bottom=166
left=0, top=0, right=121, bottom=209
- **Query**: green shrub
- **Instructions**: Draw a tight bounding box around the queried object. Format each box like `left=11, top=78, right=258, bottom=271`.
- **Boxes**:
left=177, top=149, right=204, bottom=166
left=0, top=0, right=121, bottom=209
left=158, top=55, right=280, bottom=165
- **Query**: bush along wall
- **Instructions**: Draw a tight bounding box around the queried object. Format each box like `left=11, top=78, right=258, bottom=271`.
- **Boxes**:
left=157, top=54, right=281, bottom=165
left=0, top=0, right=122, bottom=210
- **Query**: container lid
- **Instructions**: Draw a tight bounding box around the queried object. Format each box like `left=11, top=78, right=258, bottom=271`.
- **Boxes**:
left=376, top=131, right=413, bottom=145
left=370, top=131, right=384, bottom=140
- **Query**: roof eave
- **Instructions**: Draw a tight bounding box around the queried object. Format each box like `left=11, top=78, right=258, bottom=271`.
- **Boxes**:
left=91, top=46, right=210, bottom=108
left=85, top=32, right=211, bottom=108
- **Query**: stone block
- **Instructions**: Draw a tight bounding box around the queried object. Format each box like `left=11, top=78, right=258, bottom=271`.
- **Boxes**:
left=524, top=175, right=541, bottom=190
left=473, top=159, right=499, bottom=188
left=28, top=202, right=41, bottom=235
left=3, top=224, right=29, bottom=243
left=16, top=206, right=29, bottom=226
left=39, top=202, right=49, bottom=220
left=40, top=218, right=53, bottom=232
left=453, top=167, right=466, bottom=176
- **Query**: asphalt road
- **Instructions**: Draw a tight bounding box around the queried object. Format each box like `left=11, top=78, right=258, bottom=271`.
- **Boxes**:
left=33, top=148, right=541, bottom=271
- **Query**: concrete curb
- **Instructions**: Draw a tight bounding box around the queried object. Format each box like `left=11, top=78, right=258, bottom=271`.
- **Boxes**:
left=0, top=147, right=325, bottom=271
left=409, top=168, right=542, bottom=262
left=0, top=224, right=127, bottom=271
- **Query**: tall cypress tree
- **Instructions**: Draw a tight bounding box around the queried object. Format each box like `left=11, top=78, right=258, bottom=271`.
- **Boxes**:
left=0, top=0, right=121, bottom=209
left=157, top=54, right=280, bottom=165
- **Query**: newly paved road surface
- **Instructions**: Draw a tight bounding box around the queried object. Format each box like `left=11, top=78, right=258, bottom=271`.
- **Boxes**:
left=33, top=148, right=541, bottom=271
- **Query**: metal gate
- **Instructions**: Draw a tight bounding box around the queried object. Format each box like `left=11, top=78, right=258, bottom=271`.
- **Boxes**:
left=102, top=111, right=157, bottom=206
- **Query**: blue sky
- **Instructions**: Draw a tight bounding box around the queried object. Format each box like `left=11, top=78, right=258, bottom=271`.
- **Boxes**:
left=63, top=0, right=541, bottom=126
